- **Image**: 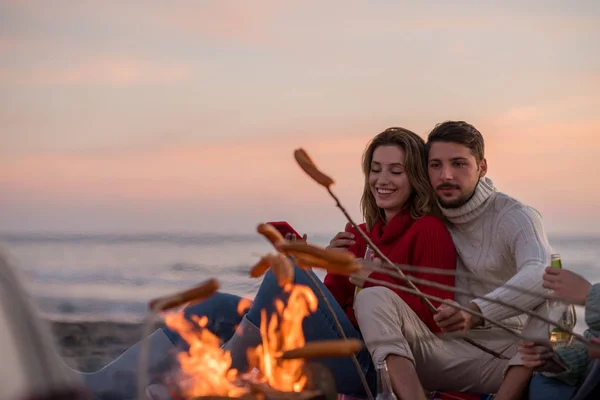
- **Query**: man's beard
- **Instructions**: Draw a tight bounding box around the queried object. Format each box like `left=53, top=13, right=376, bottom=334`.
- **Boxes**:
left=436, top=182, right=477, bottom=209
left=438, top=193, right=471, bottom=209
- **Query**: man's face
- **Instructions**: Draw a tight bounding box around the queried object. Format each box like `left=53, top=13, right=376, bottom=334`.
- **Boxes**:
left=427, top=141, right=487, bottom=208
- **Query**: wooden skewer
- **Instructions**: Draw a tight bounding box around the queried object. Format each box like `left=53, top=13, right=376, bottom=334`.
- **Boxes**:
left=363, top=261, right=600, bottom=315
left=362, top=263, right=580, bottom=339
left=359, top=275, right=598, bottom=350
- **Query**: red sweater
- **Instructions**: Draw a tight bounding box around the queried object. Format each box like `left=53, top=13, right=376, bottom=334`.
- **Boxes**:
left=323, top=210, right=457, bottom=333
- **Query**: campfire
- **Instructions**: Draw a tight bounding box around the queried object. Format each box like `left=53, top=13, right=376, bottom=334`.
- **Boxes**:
left=162, top=283, right=319, bottom=400
left=144, top=222, right=363, bottom=400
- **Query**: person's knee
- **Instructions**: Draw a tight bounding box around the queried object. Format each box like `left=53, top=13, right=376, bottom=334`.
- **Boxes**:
left=183, top=292, right=244, bottom=317
left=354, top=286, right=405, bottom=315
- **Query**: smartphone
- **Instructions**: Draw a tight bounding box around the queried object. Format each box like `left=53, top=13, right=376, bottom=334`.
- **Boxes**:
left=267, top=221, right=303, bottom=240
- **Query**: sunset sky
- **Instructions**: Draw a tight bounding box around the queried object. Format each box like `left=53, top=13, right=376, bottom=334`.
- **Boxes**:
left=1, top=0, right=599, bottom=236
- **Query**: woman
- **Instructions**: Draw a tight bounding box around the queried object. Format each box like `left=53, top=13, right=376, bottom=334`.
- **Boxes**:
left=73, top=127, right=457, bottom=399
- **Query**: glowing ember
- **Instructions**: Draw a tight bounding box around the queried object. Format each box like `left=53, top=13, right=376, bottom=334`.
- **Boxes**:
left=247, top=284, right=318, bottom=392
left=163, top=313, right=246, bottom=398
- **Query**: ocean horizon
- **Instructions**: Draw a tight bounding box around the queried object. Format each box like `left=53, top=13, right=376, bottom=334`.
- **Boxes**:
left=1, top=231, right=598, bottom=334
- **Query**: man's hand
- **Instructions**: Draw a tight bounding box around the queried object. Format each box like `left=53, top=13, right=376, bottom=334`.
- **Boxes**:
left=589, top=337, right=600, bottom=360
left=433, top=301, right=482, bottom=332
left=518, top=340, right=566, bottom=373
left=543, top=267, right=591, bottom=306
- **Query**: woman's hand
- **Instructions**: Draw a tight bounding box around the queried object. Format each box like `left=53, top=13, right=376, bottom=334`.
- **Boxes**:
left=326, top=222, right=356, bottom=251
left=327, top=232, right=355, bottom=251
left=543, top=267, right=591, bottom=306
left=284, top=233, right=308, bottom=242
left=518, top=340, right=566, bottom=373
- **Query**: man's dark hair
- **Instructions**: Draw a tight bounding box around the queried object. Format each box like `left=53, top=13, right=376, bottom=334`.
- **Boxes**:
left=426, top=120, right=485, bottom=162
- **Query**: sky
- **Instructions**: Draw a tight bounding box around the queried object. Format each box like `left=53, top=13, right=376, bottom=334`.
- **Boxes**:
left=1, top=0, right=599, bottom=236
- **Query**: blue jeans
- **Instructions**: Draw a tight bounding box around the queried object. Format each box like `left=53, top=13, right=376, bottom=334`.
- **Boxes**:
left=529, top=374, right=577, bottom=400
left=163, top=265, right=376, bottom=397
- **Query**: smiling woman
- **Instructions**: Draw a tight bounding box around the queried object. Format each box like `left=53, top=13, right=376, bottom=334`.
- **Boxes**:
left=360, top=128, right=438, bottom=229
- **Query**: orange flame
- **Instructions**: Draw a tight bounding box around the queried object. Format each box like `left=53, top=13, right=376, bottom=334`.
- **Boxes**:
left=163, top=313, right=247, bottom=398
left=247, top=284, right=319, bottom=392
left=164, top=284, right=318, bottom=398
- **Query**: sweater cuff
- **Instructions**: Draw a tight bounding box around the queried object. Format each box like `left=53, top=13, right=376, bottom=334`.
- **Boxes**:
left=471, top=298, right=493, bottom=327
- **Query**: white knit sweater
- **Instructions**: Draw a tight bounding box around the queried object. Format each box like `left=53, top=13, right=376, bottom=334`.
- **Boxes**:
left=440, top=177, right=553, bottom=329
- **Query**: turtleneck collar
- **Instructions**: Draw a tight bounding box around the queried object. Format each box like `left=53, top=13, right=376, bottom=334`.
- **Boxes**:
left=439, top=176, right=496, bottom=224
left=370, top=208, right=412, bottom=246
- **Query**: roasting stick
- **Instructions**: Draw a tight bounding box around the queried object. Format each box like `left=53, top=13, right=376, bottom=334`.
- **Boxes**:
left=361, top=263, right=584, bottom=342
left=359, top=275, right=600, bottom=351
left=376, top=262, right=600, bottom=315
left=138, top=279, right=221, bottom=400
left=294, top=148, right=506, bottom=360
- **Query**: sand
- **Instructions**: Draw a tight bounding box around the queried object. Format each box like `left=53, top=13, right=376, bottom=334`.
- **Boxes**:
left=50, top=319, right=166, bottom=372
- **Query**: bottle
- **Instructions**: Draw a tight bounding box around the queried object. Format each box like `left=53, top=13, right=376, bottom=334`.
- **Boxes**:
left=354, top=246, right=374, bottom=299
left=548, top=254, right=576, bottom=346
left=375, top=360, right=397, bottom=400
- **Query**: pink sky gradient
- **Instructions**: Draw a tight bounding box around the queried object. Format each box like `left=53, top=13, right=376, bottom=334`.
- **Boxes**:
left=1, top=1, right=599, bottom=235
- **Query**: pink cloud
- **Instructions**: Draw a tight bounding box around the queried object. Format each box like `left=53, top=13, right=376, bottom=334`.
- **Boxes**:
left=0, top=57, right=191, bottom=86
left=0, top=135, right=372, bottom=207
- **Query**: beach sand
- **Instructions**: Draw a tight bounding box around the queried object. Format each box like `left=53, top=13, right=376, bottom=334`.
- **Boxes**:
left=50, top=319, right=166, bottom=372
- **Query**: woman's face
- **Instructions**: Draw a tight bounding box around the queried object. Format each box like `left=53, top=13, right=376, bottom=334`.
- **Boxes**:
left=368, top=145, right=412, bottom=222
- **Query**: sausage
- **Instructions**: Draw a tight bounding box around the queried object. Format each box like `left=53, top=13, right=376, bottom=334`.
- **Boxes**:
left=280, top=339, right=363, bottom=360
left=290, top=254, right=361, bottom=276
left=250, top=255, right=272, bottom=278
left=148, top=279, right=220, bottom=311
left=268, top=253, right=294, bottom=287
left=257, top=223, right=286, bottom=247
left=277, top=242, right=355, bottom=265
left=294, top=148, right=335, bottom=188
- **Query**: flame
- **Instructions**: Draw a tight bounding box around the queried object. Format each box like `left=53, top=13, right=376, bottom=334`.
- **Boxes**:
left=164, top=284, right=318, bottom=398
left=163, top=312, right=246, bottom=398
left=247, top=283, right=319, bottom=392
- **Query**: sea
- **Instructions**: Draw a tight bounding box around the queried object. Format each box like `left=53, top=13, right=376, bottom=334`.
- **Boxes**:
left=1, top=232, right=599, bottom=333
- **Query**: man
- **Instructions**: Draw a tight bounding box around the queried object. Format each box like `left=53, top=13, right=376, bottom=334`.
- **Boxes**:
left=519, top=267, right=600, bottom=400
left=354, top=121, right=554, bottom=399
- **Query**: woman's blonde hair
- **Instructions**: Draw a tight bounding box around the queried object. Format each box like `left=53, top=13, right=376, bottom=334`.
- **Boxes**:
left=360, top=127, right=438, bottom=230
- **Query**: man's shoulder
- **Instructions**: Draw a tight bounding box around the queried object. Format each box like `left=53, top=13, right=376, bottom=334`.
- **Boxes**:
left=492, top=191, right=544, bottom=223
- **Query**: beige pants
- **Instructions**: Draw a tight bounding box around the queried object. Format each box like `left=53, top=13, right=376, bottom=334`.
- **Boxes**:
left=354, top=287, right=529, bottom=393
